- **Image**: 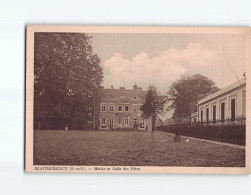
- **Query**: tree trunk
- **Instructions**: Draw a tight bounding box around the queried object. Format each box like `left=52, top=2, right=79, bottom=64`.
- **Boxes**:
left=152, top=114, right=156, bottom=131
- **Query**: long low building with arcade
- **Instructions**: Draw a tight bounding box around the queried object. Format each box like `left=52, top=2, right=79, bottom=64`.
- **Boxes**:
left=191, top=78, right=246, bottom=125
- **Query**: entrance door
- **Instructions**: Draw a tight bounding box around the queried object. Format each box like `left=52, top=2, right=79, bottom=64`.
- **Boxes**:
left=110, top=118, right=114, bottom=129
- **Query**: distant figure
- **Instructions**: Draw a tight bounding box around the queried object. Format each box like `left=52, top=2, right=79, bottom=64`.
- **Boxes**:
left=173, top=130, right=181, bottom=142
left=146, top=126, right=148, bottom=131
left=65, top=125, right=68, bottom=131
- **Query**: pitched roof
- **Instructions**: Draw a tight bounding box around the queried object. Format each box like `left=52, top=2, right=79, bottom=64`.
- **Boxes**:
left=198, top=78, right=246, bottom=105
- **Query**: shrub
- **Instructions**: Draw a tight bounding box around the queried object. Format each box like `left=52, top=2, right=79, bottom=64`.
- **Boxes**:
left=156, top=125, right=246, bottom=145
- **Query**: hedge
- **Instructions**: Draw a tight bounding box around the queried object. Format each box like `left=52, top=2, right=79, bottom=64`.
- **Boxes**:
left=156, top=124, right=246, bottom=146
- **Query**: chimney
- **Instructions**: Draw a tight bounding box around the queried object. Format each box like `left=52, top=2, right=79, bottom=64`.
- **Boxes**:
left=133, top=83, right=138, bottom=90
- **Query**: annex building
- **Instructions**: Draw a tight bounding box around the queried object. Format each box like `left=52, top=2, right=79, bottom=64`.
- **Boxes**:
left=98, top=84, right=152, bottom=130
left=191, top=78, right=246, bottom=125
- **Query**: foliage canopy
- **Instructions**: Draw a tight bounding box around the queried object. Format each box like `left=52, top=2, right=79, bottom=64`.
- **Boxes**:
left=167, top=74, right=219, bottom=123
left=142, top=85, right=167, bottom=131
left=34, top=33, right=103, bottom=129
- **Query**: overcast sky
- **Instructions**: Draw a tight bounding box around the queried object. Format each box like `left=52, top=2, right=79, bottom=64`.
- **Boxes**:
left=90, top=33, right=246, bottom=94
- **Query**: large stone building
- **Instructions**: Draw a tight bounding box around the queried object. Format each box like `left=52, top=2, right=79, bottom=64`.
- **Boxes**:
left=98, top=84, right=152, bottom=130
left=191, top=78, right=246, bottom=125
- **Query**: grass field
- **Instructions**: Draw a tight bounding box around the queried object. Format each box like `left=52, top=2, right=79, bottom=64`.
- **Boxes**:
left=34, top=130, right=245, bottom=167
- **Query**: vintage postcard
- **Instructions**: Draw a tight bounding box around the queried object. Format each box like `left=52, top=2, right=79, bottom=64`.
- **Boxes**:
left=26, top=25, right=251, bottom=174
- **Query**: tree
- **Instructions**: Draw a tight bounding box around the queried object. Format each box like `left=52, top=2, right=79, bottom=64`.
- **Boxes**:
left=34, top=33, right=103, bottom=130
left=167, top=74, right=219, bottom=123
left=142, top=85, right=167, bottom=131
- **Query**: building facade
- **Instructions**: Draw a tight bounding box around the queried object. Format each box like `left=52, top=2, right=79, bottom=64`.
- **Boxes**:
left=191, top=78, right=246, bottom=125
left=98, top=84, right=152, bottom=131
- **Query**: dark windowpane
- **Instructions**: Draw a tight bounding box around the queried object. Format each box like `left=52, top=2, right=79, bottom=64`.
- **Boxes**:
left=213, top=105, right=216, bottom=124
left=231, top=98, right=236, bottom=120
left=206, top=108, right=209, bottom=122
left=221, top=102, right=225, bottom=122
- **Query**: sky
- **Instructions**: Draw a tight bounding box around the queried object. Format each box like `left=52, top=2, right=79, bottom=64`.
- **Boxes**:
left=90, top=33, right=246, bottom=120
left=90, top=33, right=246, bottom=94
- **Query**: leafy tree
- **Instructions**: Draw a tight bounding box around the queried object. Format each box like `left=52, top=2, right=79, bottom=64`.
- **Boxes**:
left=167, top=74, right=219, bottom=123
left=142, top=85, right=167, bottom=131
left=34, top=33, right=103, bottom=130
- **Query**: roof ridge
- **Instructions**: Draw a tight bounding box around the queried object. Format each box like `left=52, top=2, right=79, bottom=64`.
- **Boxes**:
left=198, top=78, right=246, bottom=105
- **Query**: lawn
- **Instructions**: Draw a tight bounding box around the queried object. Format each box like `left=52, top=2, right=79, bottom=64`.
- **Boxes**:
left=33, top=130, right=245, bottom=167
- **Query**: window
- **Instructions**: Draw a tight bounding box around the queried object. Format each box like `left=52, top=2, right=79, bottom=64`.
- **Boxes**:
left=125, top=116, right=129, bottom=125
left=213, top=105, right=216, bottom=123
left=110, top=105, right=113, bottom=112
left=133, top=105, right=136, bottom=112
left=200, top=110, right=203, bottom=122
left=221, top=102, right=225, bottom=122
left=118, top=116, right=122, bottom=124
left=125, top=105, right=129, bottom=112
left=140, top=105, right=143, bottom=111
left=101, top=118, right=106, bottom=125
left=193, top=118, right=197, bottom=123
left=231, top=98, right=236, bottom=120
left=206, top=107, right=209, bottom=122
left=118, top=106, right=122, bottom=112
left=133, top=119, right=137, bottom=125
left=101, top=105, right=106, bottom=112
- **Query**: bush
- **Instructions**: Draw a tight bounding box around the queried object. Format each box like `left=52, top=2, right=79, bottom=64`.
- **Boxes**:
left=156, top=125, right=246, bottom=146
left=34, top=117, right=94, bottom=130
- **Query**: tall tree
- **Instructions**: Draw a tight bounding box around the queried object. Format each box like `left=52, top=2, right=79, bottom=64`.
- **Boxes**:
left=34, top=33, right=103, bottom=130
left=142, top=85, right=167, bottom=131
left=167, top=74, right=219, bottom=123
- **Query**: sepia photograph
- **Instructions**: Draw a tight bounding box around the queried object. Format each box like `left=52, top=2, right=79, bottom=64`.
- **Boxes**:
left=25, top=26, right=250, bottom=173
left=3, top=1, right=251, bottom=194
